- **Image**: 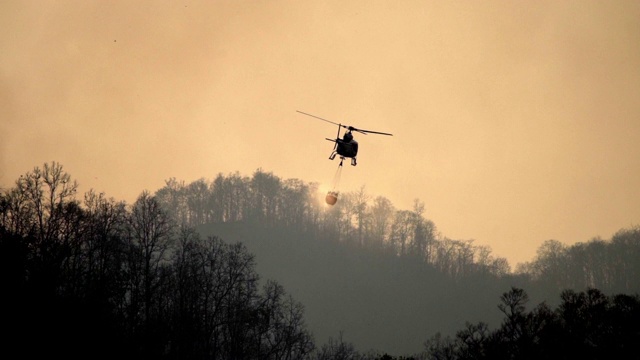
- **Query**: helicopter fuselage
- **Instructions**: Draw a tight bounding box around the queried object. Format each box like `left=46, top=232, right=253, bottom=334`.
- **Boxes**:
left=328, top=138, right=359, bottom=165
left=336, top=138, right=358, bottom=158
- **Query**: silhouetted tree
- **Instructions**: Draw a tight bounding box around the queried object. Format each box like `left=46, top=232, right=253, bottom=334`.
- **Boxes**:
left=369, top=196, right=395, bottom=249
left=185, top=178, right=211, bottom=226
left=389, top=210, right=413, bottom=256
left=315, top=332, right=359, bottom=360
left=609, top=226, right=640, bottom=293
left=124, top=190, right=175, bottom=351
left=278, top=178, right=315, bottom=230
left=155, top=178, right=188, bottom=225
left=81, top=190, right=127, bottom=299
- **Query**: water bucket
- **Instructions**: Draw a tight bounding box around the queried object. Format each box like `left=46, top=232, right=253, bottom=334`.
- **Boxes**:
left=325, top=191, right=338, bottom=205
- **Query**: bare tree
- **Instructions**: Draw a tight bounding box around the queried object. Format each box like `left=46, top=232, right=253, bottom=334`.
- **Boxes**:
left=369, top=196, right=395, bottom=248
left=0, top=179, right=32, bottom=236
left=249, top=169, right=281, bottom=225
left=315, top=332, right=359, bottom=360
left=350, top=185, right=371, bottom=246
left=125, top=191, right=174, bottom=331
left=6, top=162, right=79, bottom=245
left=155, top=177, right=188, bottom=225
left=255, top=281, right=315, bottom=359
left=81, top=190, right=127, bottom=300
left=185, top=178, right=211, bottom=226
left=389, top=210, right=413, bottom=256
left=211, top=172, right=250, bottom=222
left=278, top=178, right=312, bottom=229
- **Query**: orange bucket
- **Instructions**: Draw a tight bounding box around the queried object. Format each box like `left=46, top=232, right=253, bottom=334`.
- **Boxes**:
left=325, top=191, right=338, bottom=205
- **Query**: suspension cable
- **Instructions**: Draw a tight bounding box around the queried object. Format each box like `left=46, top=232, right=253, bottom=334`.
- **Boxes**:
left=331, top=158, right=343, bottom=191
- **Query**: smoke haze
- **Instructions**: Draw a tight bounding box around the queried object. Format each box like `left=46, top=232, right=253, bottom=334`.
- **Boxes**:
left=2, top=0, right=640, bottom=265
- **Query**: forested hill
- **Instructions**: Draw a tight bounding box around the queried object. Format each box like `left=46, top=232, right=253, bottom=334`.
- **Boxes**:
left=155, top=169, right=513, bottom=279
left=196, top=221, right=511, bottom=354
left=155, top=168, right=639, bottom=294
left=2, top=162, right=639, bottom=357
left=153, top=168, right=640, bottom=353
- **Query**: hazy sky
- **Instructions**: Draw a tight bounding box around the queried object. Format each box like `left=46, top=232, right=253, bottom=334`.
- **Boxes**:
left=2, top=0, right=639, bottom=266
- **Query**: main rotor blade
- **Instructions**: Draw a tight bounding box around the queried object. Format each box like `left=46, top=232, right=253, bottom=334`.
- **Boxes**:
left=348, top=126, right=393, bottom=136
left=297, top=110, right=343, bottom=127
left=298, top=110, right=393, bottom=136
left=362, top=130, right=393, bottom=136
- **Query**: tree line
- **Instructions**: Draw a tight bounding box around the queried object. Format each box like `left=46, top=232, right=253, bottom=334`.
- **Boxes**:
left=152, top=168, right=640, bottom=295
left=2, top=161, right=640, bottom=358
left=515, top=229, right=640, bottom=296
left=154, top=169, right=511, bottom=281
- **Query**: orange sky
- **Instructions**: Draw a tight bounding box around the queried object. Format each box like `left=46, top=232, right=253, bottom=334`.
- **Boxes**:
left=2, top=0, right=639, bottom=266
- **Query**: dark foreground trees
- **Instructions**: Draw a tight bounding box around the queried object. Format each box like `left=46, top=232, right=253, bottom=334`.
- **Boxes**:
left=1, top=163, right=313, bottom=359
left=167, top=231, right=314, bottom=359
left=423, top=287, right=640, bottom=360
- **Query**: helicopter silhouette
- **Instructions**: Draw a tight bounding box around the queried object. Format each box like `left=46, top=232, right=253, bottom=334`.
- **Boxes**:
left=297, top=110, right=393, bottom=166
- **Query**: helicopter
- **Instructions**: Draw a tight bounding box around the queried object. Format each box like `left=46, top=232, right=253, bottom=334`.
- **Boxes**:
left=296, top=110, right=393, bottom=166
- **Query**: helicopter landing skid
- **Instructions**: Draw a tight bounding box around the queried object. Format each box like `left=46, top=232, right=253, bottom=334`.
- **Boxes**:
left=330, top=153, right=357, bottom=166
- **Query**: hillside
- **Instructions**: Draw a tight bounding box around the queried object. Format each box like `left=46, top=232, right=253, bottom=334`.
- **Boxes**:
left=198, top=221, right=511, bottom=354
